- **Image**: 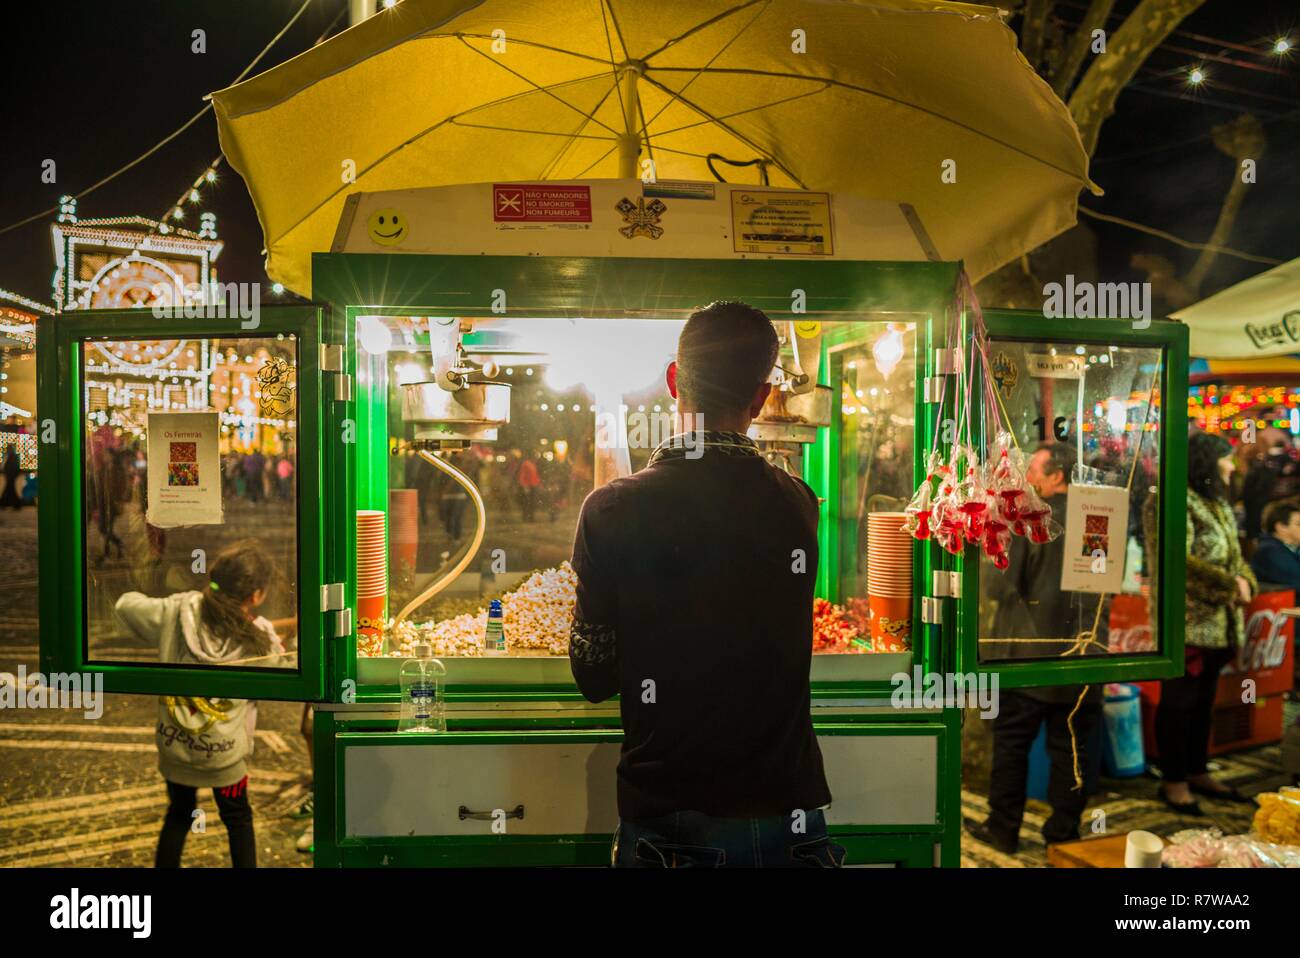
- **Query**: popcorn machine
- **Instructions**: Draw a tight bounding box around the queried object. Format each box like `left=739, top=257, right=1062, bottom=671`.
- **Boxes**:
left=37, top=180, right=1188, bottom=867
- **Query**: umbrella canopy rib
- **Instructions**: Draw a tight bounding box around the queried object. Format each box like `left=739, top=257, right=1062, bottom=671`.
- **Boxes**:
left=455, top=36, right=622, bottom=137
left=640, top=0, right=772, bottom=134
left=639, top=75, right=807, bottom=188
left=637, top=0, right=772, bottom=64
left=650, top=66, right=1097, bottom=189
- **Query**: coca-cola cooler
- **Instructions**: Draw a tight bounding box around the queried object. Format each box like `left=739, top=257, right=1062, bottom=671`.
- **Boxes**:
left=1137, top=590, right=1297, bottom=757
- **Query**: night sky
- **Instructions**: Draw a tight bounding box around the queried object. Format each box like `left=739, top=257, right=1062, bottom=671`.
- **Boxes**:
left=1, top=0, right=1297, bottom=305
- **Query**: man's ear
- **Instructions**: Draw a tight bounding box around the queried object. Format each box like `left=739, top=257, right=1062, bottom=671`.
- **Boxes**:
left=749, top=382, right=772, bottom=418
left=666, top=361, right=679, bottom=399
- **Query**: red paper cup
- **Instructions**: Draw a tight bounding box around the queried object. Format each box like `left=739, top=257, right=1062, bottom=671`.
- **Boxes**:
left=357, top=594, right=386, bottom=636
left=868, top=594, right=912, bottom=652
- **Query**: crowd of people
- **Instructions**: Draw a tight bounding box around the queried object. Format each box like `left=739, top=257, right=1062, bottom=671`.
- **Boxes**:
left=221, top=450, right=295, bottom=504
left=399, top=445, right=592, bottom=540
left=969, top=425, right=1300, bottom=856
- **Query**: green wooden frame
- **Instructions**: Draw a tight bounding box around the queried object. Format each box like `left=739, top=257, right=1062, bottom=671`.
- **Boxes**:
left=37, top=306, right=327, bottom=700
left=955, top=309, right=1189, bottom=688
left=311, top=709, right=958, bottom=867
left=312, top=252, right=963, bottom=703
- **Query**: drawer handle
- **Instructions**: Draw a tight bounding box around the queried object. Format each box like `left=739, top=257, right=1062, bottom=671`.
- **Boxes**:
left=458, top=804, right=525, bottom=821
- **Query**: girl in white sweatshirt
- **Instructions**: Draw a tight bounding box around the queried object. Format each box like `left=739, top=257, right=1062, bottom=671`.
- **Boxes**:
left=115, top=540, right=284, bottom=867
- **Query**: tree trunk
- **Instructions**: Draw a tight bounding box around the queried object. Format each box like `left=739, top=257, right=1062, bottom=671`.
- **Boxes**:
left=1019, top=0, right=1055, bottom=68
left=1184, top=114, right=1266, bottom=296
left=1052, top=0, right=1119, bottom=98
left=1068, top=0, right=1209, bottom=156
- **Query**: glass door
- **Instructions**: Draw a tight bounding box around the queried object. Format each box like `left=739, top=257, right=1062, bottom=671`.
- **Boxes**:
left=37, top=306, right=326, bottom=699
left=956, top=311, right=1188, bottom=688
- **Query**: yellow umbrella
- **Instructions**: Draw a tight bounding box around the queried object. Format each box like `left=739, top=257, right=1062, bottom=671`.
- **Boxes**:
left=212, top=0, right=1099, bottom=294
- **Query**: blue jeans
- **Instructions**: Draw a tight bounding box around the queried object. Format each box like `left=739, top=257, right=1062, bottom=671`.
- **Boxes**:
left=612, top=808, right=845, bottom=868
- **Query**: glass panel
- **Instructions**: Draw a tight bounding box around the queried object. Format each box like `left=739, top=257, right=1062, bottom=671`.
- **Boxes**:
left=353, top=315, right=918, bottom=675
left=81, top=335, right=300, bottom=670
left=828, top=323, right=919, bottom=656
left=978, top=339, right=1164, bottom=664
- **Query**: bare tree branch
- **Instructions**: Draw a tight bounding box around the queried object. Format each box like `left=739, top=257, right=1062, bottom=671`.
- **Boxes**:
left=1052, top=0, right=1119, bottom=98
left=1020, top=0, right=1055, bottom=68
left=1185, top=114, right=1266, bottom=295
left=1068, top=0, right=1209, bottom=156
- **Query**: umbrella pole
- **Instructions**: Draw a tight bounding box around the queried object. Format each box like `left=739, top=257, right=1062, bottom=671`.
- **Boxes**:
left=617, top=61, right=644, bottom=179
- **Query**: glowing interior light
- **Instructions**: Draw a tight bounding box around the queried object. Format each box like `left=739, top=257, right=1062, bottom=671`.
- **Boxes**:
left=395, top=362, right=425, bottom=385
left=271, top=283, right=285, bottom=295
left=357, top=316, right=393, bottom=355
left=1275, top=38, right=1291, bottom=54
left=1188, top=67, right=1205, bottom=85
left=872, top=325, right=905, bottom=377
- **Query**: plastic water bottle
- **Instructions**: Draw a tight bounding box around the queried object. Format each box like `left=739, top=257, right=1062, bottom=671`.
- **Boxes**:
left=484, top=599, right=507, bottom=655
left=398, top=642, right=446, bottom=733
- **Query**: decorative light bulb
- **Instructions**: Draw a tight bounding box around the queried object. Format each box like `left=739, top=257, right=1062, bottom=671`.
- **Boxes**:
left=872, top=324, right=905, bottom=377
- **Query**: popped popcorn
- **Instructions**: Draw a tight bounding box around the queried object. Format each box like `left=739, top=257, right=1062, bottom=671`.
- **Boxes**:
left=362, top=562, right=579, bottom=658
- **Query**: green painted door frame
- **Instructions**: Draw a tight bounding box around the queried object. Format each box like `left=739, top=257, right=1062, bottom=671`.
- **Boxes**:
left=955, top=309, right=1189, bottom=687
left=37, top=306, right=327, bottom=700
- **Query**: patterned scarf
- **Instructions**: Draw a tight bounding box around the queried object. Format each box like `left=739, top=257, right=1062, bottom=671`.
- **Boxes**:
left=647, top=430, right=762, bottom=465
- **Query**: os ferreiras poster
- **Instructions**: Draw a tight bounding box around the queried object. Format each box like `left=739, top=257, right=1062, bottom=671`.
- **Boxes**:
left=146, top=411, right=223, bottom=528
left=1060, top=484, right=1129, bottom=595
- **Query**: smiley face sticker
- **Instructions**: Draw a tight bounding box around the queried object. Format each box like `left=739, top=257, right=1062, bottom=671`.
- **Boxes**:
left=367, top=208, right=408, bottom=246
left=794, top=320, right=821, bottom=339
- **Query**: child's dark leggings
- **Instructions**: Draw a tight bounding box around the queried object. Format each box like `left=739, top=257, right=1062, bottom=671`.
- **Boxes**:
left=156, top=777, right=257, bottom=868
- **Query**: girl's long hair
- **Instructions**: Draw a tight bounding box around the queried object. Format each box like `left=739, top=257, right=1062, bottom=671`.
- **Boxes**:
left=200, top=540, right=274, bottom=656
left=1188, top=431, right=1233, bottom=503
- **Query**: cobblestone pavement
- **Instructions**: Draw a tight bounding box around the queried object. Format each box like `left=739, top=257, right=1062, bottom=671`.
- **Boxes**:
left=0, top=505, right=312, bottom=868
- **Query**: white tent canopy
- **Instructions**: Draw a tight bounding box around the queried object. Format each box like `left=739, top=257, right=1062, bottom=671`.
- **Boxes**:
left=1172, top=257, right=1300, bottom=360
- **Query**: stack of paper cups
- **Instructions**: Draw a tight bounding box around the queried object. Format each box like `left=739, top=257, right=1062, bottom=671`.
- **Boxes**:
left=866, top=511, right=913, bottom=653
left=389, top=489, right=419, bottom=579
left=357, top=510, right=387, bottom=635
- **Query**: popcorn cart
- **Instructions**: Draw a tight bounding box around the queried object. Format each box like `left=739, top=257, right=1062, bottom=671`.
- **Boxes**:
left=37, top=179, right=1188, bottom=866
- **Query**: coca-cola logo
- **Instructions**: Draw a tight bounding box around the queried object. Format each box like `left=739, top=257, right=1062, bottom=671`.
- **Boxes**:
left=1109, top=625, right=1156, bottom=654
left=1223, top=609, right=1290, bottom=675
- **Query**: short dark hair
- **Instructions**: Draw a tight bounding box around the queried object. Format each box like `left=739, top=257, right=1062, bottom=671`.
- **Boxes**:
left=674, top=301, right=779, bottom=418
left=1263, top=500, right=1300, bottom=536
left=1188, top=430, right=1233, bottom=502
left=1034, top=441, right=1076, bottom=482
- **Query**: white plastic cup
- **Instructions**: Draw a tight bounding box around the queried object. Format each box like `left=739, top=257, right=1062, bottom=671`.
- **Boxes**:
left=1124, top=830, right=1163, bottom=868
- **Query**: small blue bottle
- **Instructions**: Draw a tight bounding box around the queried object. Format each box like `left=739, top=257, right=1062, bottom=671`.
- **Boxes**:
left=484, top=599, right=507, bottom=655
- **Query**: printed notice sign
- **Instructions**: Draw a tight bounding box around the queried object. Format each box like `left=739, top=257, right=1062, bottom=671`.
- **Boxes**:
left=1060, top=484, right=1130, bottom=594
left=492, top=184, right=592, bottom=228
left=1026, top=352, right=1086, bottom=379
left=146, top=411, right=223, bottom=528
left=732, top=189, right=833, bottom=255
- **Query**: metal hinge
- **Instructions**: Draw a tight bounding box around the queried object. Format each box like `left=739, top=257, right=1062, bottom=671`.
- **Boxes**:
left=321, top=582, right=346, bottom=612
left=933, top=347, right=959, bottom=375
left=922, top=376, right=946, bottom=404
left=931, top=570, right=962, bottom=599
left=320, top=344, right=352, bottom=401
left=921, top=596, right=944, bottom=625
left=321, top=583, right=352, bottom=637
left=331, top=608, right=353, bottom=639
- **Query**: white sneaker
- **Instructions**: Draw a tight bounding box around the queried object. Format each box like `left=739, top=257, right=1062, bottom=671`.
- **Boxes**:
left=296, top=824, right=313, bottom=853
